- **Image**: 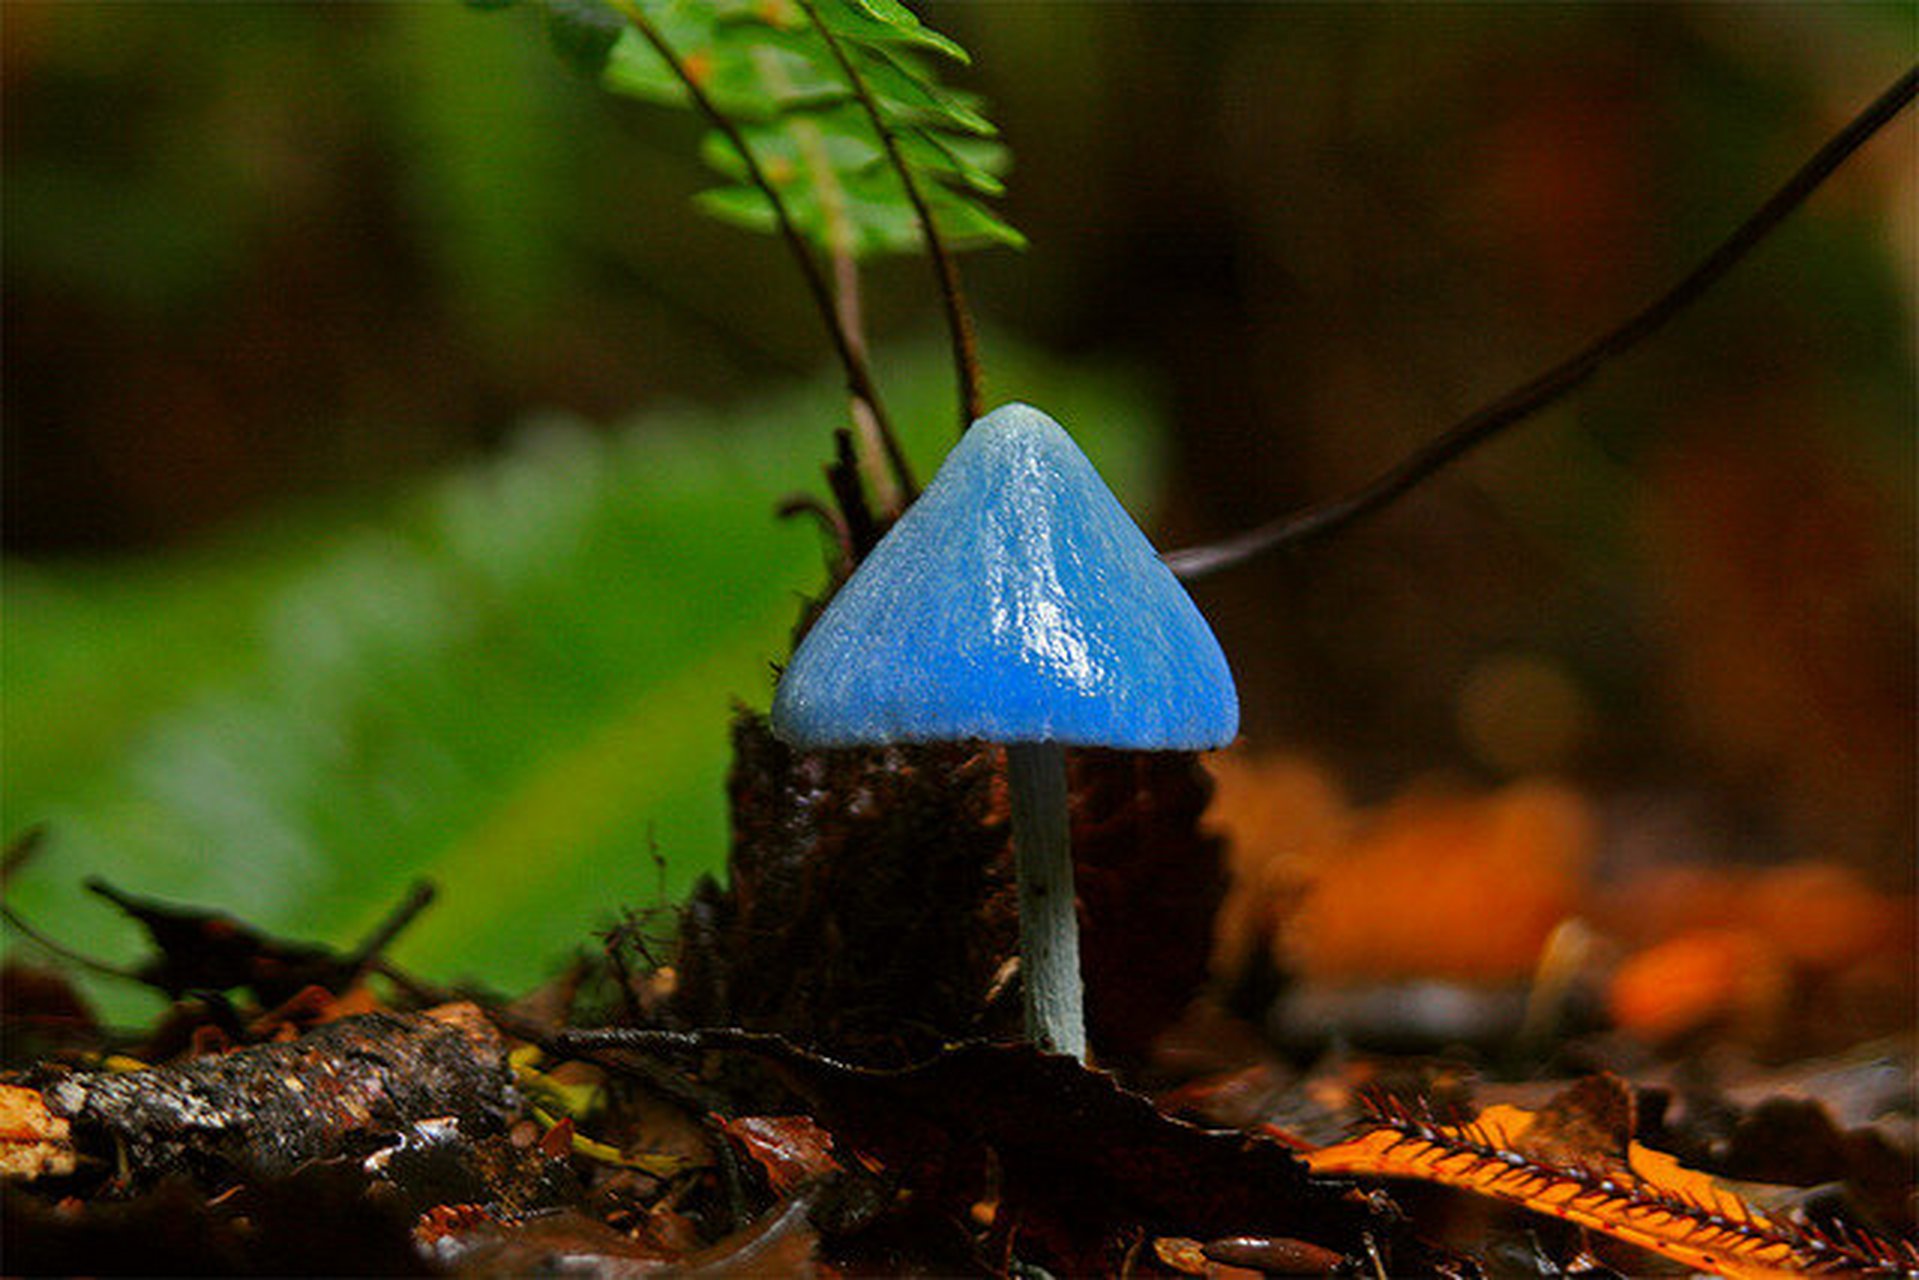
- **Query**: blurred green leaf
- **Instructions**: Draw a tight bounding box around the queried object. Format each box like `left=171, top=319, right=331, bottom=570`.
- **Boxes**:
left=3, top=341, right=1164, bottom=1018
left=543, top=0, right=626, bottom=77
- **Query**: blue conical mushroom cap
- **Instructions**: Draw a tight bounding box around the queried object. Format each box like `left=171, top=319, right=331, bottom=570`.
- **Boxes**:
left=773, top=403, right=1238, bottom=750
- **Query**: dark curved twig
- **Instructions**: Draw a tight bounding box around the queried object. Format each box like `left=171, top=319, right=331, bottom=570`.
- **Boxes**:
left=0, top=903, right=145, bottom=982
left=777, top=493, right=852, bottom=544
left=797, top=0, right=985, bottom=431
left=606, top=0, right=918, bottom=502
left=1165, top=64, right=1918, bottom=581
left=1, top=826, right=146, bottom=981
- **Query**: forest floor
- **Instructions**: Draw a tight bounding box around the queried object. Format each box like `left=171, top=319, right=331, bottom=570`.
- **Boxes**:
left=3, top=727, right=1914, bottom=1277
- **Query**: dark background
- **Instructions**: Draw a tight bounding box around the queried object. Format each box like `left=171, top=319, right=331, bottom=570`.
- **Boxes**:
left=6, top=4, right=1913, bottom=887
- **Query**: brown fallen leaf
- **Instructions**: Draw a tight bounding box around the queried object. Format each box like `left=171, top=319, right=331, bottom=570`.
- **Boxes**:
left=723, top=1115, right=841, bottom=1194
left=1202, top=1234, right=1346, bottom=1276
left=6, top=1160, right=429, bottom=1275
left=564, top=1028, right=1374, bottom=1276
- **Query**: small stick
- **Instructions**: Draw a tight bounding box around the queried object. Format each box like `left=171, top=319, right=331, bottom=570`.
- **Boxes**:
left=346, top=879, right=437, bottom=978
left=825, top=428, right=882, bottom=561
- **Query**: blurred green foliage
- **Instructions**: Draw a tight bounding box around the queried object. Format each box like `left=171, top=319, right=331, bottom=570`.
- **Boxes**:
left=4, top=340, right=1164, bottom=1018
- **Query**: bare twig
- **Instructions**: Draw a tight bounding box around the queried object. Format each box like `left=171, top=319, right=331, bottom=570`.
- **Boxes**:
left=798, top=0, right=985, bottom=431
left=1165, top=64, right=1919, bottom=581
left=606, top=0, right=918, bottom=503
left=346, top=879, right=436, bottom=977
left=599, top=925, right=647, bottom=1027
left=0, top=903, right=145, bottom=983
left=2, top=828, right=145, bottom=980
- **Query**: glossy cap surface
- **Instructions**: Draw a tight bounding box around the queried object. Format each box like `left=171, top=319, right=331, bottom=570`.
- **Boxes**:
left=772, top=403, right=1238, bottom=749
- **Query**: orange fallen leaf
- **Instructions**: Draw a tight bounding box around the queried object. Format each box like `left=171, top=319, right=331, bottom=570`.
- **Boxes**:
left=1605, top=927, right=1789, bottom=1044
left=1301, top=781, right=1592, bottom=982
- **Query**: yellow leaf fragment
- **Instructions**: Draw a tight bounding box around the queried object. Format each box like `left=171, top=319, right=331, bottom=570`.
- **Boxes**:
left=528, top=1104, right=690, bottom=1178
left=1153, top=1236, right=1210, bottom=1275
left=0, top=1085, right=77, bottom=1180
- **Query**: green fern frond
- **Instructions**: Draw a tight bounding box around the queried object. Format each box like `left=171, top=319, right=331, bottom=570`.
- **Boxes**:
left=527, top=0, right=1022, bottom=257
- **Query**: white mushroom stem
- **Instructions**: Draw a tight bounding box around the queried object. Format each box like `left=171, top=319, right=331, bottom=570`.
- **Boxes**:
left=1005, top=740, right=1086, bottom=1060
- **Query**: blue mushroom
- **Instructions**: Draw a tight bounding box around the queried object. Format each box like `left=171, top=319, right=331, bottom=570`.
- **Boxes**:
left=772, top=402, right=1238, bottom=1059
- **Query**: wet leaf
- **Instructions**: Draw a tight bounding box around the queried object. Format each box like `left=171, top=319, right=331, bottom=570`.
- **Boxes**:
left=1203, top=1234, right=1346, bottom=1276
left=724, top=1114, right=841, bottom=1194
left=4, top=1162, right=429, bottom=1276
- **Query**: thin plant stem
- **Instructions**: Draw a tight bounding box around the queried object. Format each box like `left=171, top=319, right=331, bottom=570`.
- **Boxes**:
left=1005, top=740, right=1085, bottom=1061
left=798, top=0, right=985, bottom=432
left=607, top=0, right=918, bottom=503
left=1164, top=64, right=1919, bottom=581
left=748, top=43, right=904, bottom=514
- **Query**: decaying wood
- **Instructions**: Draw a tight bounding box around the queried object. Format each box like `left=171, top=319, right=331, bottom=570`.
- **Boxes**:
left=36, top=1003, right=511, bottom=1189
left=679, top=712, right=1015, bottom=1065
left=682, top=713, right=1227, bottom=1067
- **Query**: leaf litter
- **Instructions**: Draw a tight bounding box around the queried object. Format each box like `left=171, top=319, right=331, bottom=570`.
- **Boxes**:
left=2, top=727, right=1913, bottom=1276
